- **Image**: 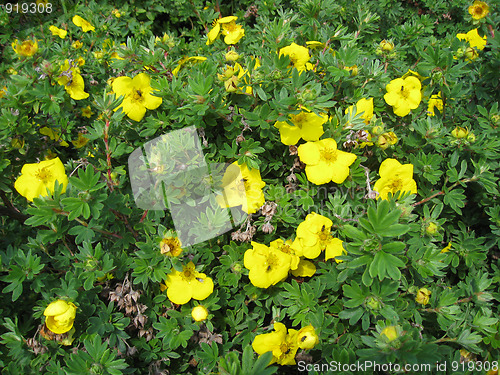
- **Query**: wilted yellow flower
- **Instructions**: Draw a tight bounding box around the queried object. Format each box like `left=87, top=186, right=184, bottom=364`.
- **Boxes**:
left=43, top=300, right=77, bottom=334
left=72, top=15, right=95, bottom=32
left=57, top=60, right=89, bottom=100
left=297, top=138, right=357, bottom=185
left=274, top=110, right=327, bottom=145
left=415, top=287, right=431, bottom=305
left=39, top=127, right=69, bottom=147
left=14, top=157, right=68, bottom=202
left=427, top=92, right=443, bottom=116
left=12, top=39, right=38, bottom=57
left=441, top=242, right=452, bottom=253
left=384, top=76, right=422, bottom=117
left=468, top=1, right=489, bottom=20
left=159, top=236, right=183, bottom=257
left=72, top=133, right=89, bottom=148
left=376, top=132, right=398, bottom=150
left=216, top=161, right=265, bottom=214
left=191, top=305, right=208, bottom=321
left=373, top=158, right=417, bottom=200
left=345, top=98, right=374, bottom=124
left=112, top=73, right=162, bottom=121
left=206, top=16, right=245, bottom=45
left=162, top=262, right=214, bottom=305
left=279, top=43, right=313, bottom=72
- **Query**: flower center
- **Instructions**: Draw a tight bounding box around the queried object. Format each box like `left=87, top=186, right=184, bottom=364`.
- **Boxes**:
left=35, top=167, right=52, bottom=184
left=318, top=225, right=331, bottom=242
left=181, top=267, right=196, bottom=281
left=264, top=253, right=279, bottom=272
left=223, top=22, right=238, bottom=32
left=400, top=85, right=410, bottom=99
left=132, top=89, right=143, bottom=101
left=160, top=238, right=182, bottom=256
left=278, top=244, right=292, bottom=254
left=320, top=147, right=337, bottom=162
left=279, top=342, right=293, bottom=357
left=389, top=178, right=403, bottom=192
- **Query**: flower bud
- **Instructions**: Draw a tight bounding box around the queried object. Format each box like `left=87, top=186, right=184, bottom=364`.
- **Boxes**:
left=371, top=125, right=384, bottom=135
left=224, top=76, right=239, bottom=92
left=11, top=137, right=25, bottom=149
left=425, top=222, right=438, bottom=236
left=451, top=127, right=468, bottom=139
left=366, top=296, right=381, bottom=310
left=191, top=305, right=209, bottom=322
left=225, top=50, right=240, bottom=62
left=297, top=325, right=319, bottom=349
left=415, top=287, right=431, bottom=305
left=466, top=132, right=476, bottom=142
left=379, top=40, right=394, bottom=52
left=464, top=47, right=478, bottom=61
left=380, top=326, right=398, bottom=342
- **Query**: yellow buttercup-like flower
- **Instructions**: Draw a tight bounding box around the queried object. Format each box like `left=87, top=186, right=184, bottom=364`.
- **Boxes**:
left=456, top=28, right=487, bottom=51
left=14, top=157, right=68, bottom=202
left=345, top=98, right=374, bottom=124
left=384, top=76, right=422, bottom=117
left=72, top=40, right=83, bottom=49
left=468, top=1, right=489, bottom=20
left=12, top=39, right=38, bottom=57
left=159, top=236, right=183, bottom=257
left=373, top=158, right=417, bottom=200
left=244, top=241, right=292, bottom=288
left=81, top=105, right=93, bottom=118
left=72, top=15, right=95, bottom=32
left=427, top=92, right=443, bottom=116
left=292, top=212, right=344, bottom=260
left=297, top=138, right=357, bottom=185
left=274, top=110, right=327, bottom=145
left=206, top=16, right=245, bottom=45
left=217, top=161, right=265, bottom=214
left=376, top=131, right=398, bottom=150
left=112, top=73, right=162, bottom=122
left=380, top=326, right=398, bottom=342
left=57, top=60, right=89, bottom=100
left=252, top=322, right=299, bottom=365
left=279, top=43, right=313, bottom=72
left=297, top=325, right=319, bottom=349
left=415, top=287, right=431, bottom=305
left=162, top=262, right=214, bottom=305
left=49, top=25, right=67, bottom=39
left=43, top=300, right=77, bottom=334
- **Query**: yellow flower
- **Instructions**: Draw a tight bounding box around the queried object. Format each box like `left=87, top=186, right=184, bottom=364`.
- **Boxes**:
left=441, top=241, right=452, bottom=253
left=39, top=127, right=69, bottom=147
left=244, top=242, right=292, bottom=288
left=12, top=39, right=38, bottom=57
left=291, top=259, right=316, bottom=277
left=191, top=305, right=208, bottom=322
left=306, top=40, right=326, bottom=49
left=43, top=300, right=77, bottom=334
left=427, top=92, right=443, bottom=116
left=456, top=29, right=487, bottom=51
left=324, top=237, right=346, bottom=263
left=252, top=322, right=299, bottom=365
left=384, top=76, right=422, bottom=117
left=14, top=157, right=68, bottom=202
left=376, top=131, right=398, bottom=150
left=270, top=239, right=300, bottom=270
left=0, top=86, right=7, bottom=99
left=345, top=98, right=374, bottom=124
left=225, top=50, right=240, bottom=61
left=72, top=133, right=89, bottom=148
left=81, top=105, right=93, bottom=118
left=112, top=73, right=162, bottom=122
left=72, top=15, right=95, bottom=32
left=72, top=40, right=83, bottom=49
left=172, top=56, right=207, bottom=76
left=373, top=158, right=417, bottom=200
left=468, top=1, right=489, bottom=20
left=49, top=26, right=67, bottom=39
left=206, top=16, right=245, bottom=45
left=216, top=161, right=265, bottom=214
left=162, top=262, right=214, bottom=305
left=274, top=110, right=327, bottom=145
left=415, top=287, right=431, bottom=305
left=380, top=326, right=398, bottom=342
left=344, top=65, right=358, bottom=76
left=425, top=222, right=439, bottom=236
left=57, top=61, right=89, bottom=101
left=292, top=212, right=336, bottom=259
left=159, top=236, right=183, bottom=257
left=297, top=325, right=319, bottom=349
left=297, top=138, right=357, bottom=185
left=279, top=43, right=313, bottom=72
left=112, top=9, right=121, bottom=18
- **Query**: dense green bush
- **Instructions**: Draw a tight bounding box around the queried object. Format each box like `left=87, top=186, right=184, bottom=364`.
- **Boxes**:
left=1, top=0, right=499, bottom=374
